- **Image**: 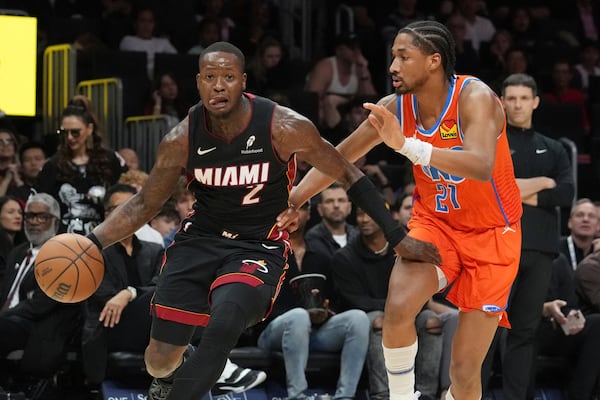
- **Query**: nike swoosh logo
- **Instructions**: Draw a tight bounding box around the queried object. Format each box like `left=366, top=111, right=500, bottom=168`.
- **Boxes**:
left=197, top=147, right=217, bottom=156
left=535, top=149, right=548, bottom=154
left=261, top=243, right=279, bottom=250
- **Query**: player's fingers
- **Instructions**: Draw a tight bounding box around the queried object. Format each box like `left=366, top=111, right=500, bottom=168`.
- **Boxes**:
left=368, top=114, right=382, bottom=131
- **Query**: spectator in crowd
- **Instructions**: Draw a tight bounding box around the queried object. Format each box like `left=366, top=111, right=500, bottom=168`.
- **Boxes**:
left=197, top=0, right=236, bottom=42
left=0, top=193, right=81, bottom=378
left=245, top=37, right=296, bottom=97
left=0, top=129, right=22, bottom=198
left=35, top=95, right=126, bottom=235
left=483, top=73, right=575, bottom=400
left=118, top=169, right=148, bottom=193
left=456, top=0, right=496, bottom=52
left=322, top=95, right=376, bottom=147
left=332, top=206, right=458, bottom=400
left=543, top=59, right=590, bottom=134
left=571, top=0, right=600, bottom=44
left=7, top=142, right=47, bottom=206
left=380, top=0, right=427, bottom=43
left=99, top=0, right=134, bottom=49
left=162, top=176, right=195, bottom=248
left=231, top=0, right=280, bottom=57
left=355, top=156, right=397, bottom=206
left=303, top=182, right=359, bottom=274
left=538, top=253, right=600, bottom=400
left=489, top=46, right=531, bottom=95
left=305, top=32, right=377, bottom=129
left=391, top=193, right=413, bottom=230
left=119, top=7, right=177, bottom=78
left=188, top=17, right=222, bottom=56
left=479, top=29, right=513, bottom=80
left=575, top=239, right=600, bottom=315
left=574, top=41, right=600, bottom=95
left=145, top=72, right=189, bottom=129
left=149, top=202, right=180, bottom=240
left=257, top=200, right=370, bottom=400
left=117, top=148, right=140, bottom=171
left=0, top=196, right=25, bottom=276
left=560, top=198, right=600, bottom=271
left=82, top=183, right=164, bottom=385
left=446, top=13, right=480, bottom=75
left=507, top=6, right=539, bottom=51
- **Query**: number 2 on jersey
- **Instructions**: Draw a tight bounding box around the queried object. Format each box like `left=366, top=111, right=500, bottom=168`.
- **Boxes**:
left=435, top=183, right=460, bottom=212
left=242, top=184, right=264, bottom=205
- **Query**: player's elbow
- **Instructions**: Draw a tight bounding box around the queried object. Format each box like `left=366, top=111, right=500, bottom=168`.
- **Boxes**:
left=472, top=161, right=494, bottom=181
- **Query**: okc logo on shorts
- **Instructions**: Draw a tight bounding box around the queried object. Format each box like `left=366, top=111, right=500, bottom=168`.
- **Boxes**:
left=240, top=259, right=269, bottom=274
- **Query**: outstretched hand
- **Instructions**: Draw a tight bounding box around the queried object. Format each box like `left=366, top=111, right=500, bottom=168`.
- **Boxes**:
left=363, top=102, right=405, bottom=150
left=394, top=236, right=442, bottom=265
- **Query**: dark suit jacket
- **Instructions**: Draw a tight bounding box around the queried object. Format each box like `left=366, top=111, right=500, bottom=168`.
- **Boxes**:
left=0, top=242, right=81, bottom=376
left=575, top=250, right=600, bottom=315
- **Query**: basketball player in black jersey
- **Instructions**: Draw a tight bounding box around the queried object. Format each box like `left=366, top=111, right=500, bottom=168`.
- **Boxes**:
left=85, top=42, right=440, bottom=400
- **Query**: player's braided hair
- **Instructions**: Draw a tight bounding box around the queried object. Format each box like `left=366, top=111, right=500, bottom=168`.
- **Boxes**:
left=399, top=20, right=456, bottom=81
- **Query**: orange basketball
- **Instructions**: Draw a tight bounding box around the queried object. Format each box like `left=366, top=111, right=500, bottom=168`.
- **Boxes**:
left=34, top=233, right=104, bottom=303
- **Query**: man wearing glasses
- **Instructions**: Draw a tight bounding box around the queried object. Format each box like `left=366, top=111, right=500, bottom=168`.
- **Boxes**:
left=0, top=193, right=81, bottom=388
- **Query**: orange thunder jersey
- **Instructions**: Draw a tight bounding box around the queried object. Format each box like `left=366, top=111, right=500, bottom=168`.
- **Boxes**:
left=397, top=75, right=522, bottom=232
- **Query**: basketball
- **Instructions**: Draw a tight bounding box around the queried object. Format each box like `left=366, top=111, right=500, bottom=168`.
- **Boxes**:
left=34, top=233, right=104, bottom=303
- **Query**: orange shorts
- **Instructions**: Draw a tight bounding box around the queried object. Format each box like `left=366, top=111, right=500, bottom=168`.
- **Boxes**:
left=408, top=214, right=521, bottom=328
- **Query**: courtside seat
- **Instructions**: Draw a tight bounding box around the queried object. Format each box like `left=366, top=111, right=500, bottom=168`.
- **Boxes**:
left=230, top=346, right=272, bottom=369
left=106, top=346, right=273, bottom=380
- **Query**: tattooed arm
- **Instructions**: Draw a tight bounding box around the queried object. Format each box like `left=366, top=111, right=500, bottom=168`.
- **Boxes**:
left=92, top=118, right=189, bottom=248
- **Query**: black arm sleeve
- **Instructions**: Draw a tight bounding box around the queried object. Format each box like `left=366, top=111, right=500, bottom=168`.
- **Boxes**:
left=346, top=176, right=406, bottom=247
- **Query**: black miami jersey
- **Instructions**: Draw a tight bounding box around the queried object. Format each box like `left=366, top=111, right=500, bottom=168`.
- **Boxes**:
left=186, top=94, right=297, bottom=241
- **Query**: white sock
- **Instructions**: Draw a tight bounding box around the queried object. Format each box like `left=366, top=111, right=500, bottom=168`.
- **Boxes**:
left=383, top=340, right=418, bottom=400
left=445, top=387, right=455, bottom=400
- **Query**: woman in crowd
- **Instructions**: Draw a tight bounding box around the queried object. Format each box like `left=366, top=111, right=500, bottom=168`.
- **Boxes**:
left=35, top=95, right=126, bottom=235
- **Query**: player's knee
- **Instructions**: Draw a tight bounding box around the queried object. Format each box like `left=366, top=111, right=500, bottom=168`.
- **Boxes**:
left=144, top=342, right=184, bottom=378
left=449, top=357, right=480, bottom=390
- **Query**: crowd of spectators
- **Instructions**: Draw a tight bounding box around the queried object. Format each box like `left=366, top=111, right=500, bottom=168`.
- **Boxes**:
left=0, top=0, right=600, bottom=399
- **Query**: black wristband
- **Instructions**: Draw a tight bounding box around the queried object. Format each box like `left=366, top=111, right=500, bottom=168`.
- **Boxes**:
left=347, top=176, right=406, bottom=247
left=87, top=232, right=103, bottom=250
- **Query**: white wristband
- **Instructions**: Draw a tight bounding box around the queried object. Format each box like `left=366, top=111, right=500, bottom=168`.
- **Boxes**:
left=396, top=137, right=433, bottom=165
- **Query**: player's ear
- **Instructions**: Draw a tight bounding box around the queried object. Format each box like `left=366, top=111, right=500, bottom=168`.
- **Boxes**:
left=429, top=53, right=442, bottom=71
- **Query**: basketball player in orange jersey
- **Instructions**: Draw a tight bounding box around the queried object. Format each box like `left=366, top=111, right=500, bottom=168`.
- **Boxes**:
left=277, top=20, right=522, bottom=400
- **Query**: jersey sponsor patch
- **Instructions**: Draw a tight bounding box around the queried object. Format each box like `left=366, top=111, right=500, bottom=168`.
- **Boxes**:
left=439, top=119, right=458, bottom=140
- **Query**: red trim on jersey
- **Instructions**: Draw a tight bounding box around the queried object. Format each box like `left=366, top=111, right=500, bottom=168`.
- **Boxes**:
left=153, top=304, right=210, bottom=327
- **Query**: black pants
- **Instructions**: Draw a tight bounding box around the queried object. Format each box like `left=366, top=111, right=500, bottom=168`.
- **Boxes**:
left=537, top=313, right=600, bottom=400
left=83, top=289, right=154, bottom=384
left=482, top=250, right=554, bottom=399
left=0, top=316, right=31, bottom=358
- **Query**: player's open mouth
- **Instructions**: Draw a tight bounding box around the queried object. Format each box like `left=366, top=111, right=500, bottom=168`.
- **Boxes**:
left=209, top=97, right=228, bottom=107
